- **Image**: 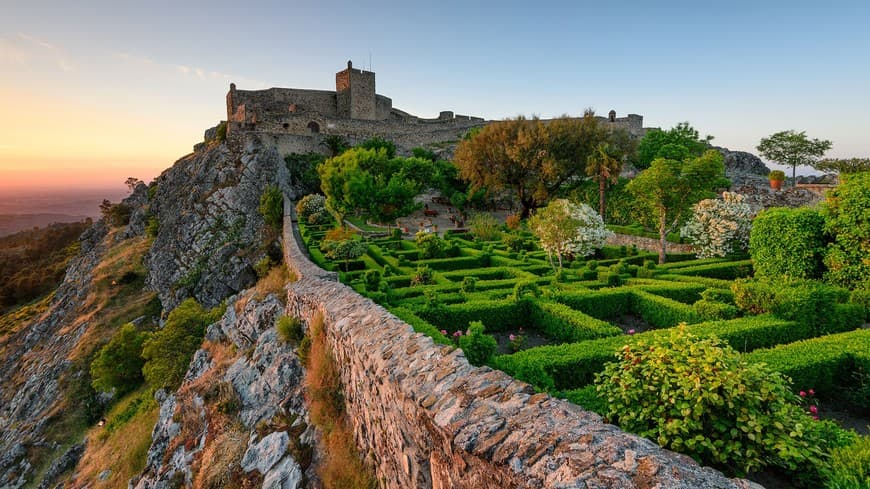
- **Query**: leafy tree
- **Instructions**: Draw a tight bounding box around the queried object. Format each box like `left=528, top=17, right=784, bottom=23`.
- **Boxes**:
left=295, top=194, right=330, bottom=225
left=595, top=326, right=834, bottom=476
left=815, top=158, right=870, bottom=175
left=99, top=199, right=132, bottom=227
left=454, top=117, right=554, bottom=218
left=285, top=152, right=326, bottom=194
left=259, top=185, right=283, bottom=229
left=680, top=192, right=753, bottom=258
left=90, top=323, right=148, bottom=394
left=750, top=207, right=827, bottom=280
left=636, top=122, right=712, bottom=169
left=319, top=135, right=348, bottom=157
left=528, top=199, right=611, bottom=271
left=317, top=148, right=432, bottom=225
left=823, top=171, right=870, bottom=289
left=626, top=150, right=729, bottom=263
left=358, top=136, right=396, bottom=158
left=125, top=177, right=143, bottom=191
left=321, top=237, right=367, bottom=271
left=142, top=299, right=224, bottom=390
left=757, top=130, right=832, bottom=186
left=586, top=142, right=622, bottom=220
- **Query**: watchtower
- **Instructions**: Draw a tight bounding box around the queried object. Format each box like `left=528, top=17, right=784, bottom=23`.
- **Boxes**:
left=336, top=60, right=376, bottom=120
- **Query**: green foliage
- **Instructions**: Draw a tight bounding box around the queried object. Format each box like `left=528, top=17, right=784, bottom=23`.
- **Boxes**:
left=321, top=238, right=367, bottom=271
left=258, top=185, right=284, bottom=229
left=458, top=321, right=497, bottom=366
left=595, top=326, right=827, bottom=475
left=319, top=135, right=348, bottom=157
left=277, top=315, right=305, bottom=344
left=630, top=290, right=700, bottom=328
left=410, top=265, right=434, bottom=286
left=668, top=259, right=753, bottom=280
left=142, top=299, right=225, bottom=390
left=417, top=299, right=523, bottom=333
left=415, top=231, right=447, bottom=259
left=214, top=121, right=227, bottom=142
left=460, top=276, right=478, bottom=293
left=254, top=256, right=274, bottom=279
left=768, top=170, right=786, bottom=181
left=296, top=194, right=331, bottom=225
left=757, top=130, right=833, bottom=183
left=527, top=300, right=622, bottom=342
left=285, top=152, right=326, bottom=194
left=90, top=323, right=149, bottom=394
left=636, top=123, right=711, bottom=170
left=823, top=171, right=870, bottom=289
left=468, top=213, right=501, bottom=241
left=502, top=232, right=526, bottom=252
left=145, top=215, right=159, bottom=237
left=626, top=150, right=729, bottom=263
left=411, top=147, right=437, bottom=161
left=358, top=137, right=396, bottom=158
left=816, top=158, right=870, bottom=175
left=822, top=436, right=870, bottom=489
left=100, top=199, right=132, bottom=227
left=693, top=299, right=738, bottom=321
left=512, top=281, right=541, bottom=300
left=561, top=385, right=608, bottom=413
left=751, top=207, right=827, bottom=280
left=851, top=287, right=870, bottom=321
left=389, top=306, right=451, bottom=345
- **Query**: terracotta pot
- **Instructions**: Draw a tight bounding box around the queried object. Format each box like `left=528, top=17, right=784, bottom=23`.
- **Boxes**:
left=770, top=179, right=783, bottom=191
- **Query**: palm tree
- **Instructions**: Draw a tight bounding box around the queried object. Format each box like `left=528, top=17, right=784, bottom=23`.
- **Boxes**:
left=320, top=135, right=348, bottom=157
left=586, top=142, right=623, bottom=221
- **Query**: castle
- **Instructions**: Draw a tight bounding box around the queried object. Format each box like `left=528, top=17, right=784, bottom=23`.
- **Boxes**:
left=222, top=61, right=648, bottom=155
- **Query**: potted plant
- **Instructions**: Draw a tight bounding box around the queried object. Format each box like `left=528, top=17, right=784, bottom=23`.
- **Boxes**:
left=768, top=170, right=785, bottom=191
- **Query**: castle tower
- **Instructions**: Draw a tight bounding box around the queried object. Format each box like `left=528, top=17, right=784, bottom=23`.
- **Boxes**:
left=336, top=60, right=376, bottom=120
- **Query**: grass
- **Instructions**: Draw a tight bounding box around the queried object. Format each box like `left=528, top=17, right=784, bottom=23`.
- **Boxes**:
left=0, top=293, right=53, bottom=342
left=304, top=312, right=377, bottom=489
left=344, top=216, right=388, bottom=233
left=69, top=388, right=159, bottom=488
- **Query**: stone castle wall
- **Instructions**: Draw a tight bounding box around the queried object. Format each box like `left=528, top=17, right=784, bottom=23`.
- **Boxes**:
left=281, top=198, right=752, bottom=489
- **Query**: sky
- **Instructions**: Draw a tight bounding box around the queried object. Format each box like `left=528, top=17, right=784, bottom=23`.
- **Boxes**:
left=1, top=0, right=868, bottom=192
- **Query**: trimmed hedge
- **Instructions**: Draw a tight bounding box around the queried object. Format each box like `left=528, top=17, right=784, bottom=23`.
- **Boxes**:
left=417, top=255, right=487, bottom=271
left=746, top=329, right=870, bottom=399
left=632, top=281, right=707, bottom=304
left=630, top=290, right=701, bottom=328
left=668, top=259, right=754, bottom=280
left=527, top=300, right=622, bottom=342
left=655, top=274, right=734, bottom=289
left=750, top=207, right=827, bottom=280
left=390, top=306, right=452, bottom=345
left=549, top=288, right=633, bottom=320
left=416, top=299, right=525, bottom=333
left=560, top=385, right=608, bottom=413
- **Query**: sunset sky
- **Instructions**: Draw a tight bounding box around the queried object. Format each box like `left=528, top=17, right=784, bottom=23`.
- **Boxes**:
left=1, top=1, right=868, bottom=192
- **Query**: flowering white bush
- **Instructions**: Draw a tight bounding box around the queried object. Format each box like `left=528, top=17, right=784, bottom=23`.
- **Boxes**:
left=529, top=199, right=612, bottom=270
left=680, top=192, right=752, bottom=258
left=295, top=194, right=329, bottom=224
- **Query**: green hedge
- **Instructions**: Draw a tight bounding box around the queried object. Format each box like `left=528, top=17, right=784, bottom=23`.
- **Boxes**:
left=527, top=300, right=622, bottom=343
left=630, top=290, right=701, bottom=328
left=559, top=385, right=608, bottom=413
left=494, top=315, right=807, bottom=391
left=750, top=207, right=827, bottom=280
left=549, top=288, right=633, bottom=320
left=390, top=306, right=452, bottom=345
left=631, top=281, right=707, bottom=304
left=668, top=260, right=754, bottom=280
left=416, top=255, right=487, bottom=271
left=746, top=329, right=870, bottom=399
left=654, top=274, right=734, bottom=289
left=416, top=299, right=525, bottom=333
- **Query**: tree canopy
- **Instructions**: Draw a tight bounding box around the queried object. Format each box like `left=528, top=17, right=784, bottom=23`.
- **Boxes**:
left=636, top=122, right=712, bottom=169
left=757, top=130, right=832, bottom=185
left=815, top=158, right=870, bottom=175
left=627, top=150, right=729, bottom=263
left=528, top=199, right=610, bottom=271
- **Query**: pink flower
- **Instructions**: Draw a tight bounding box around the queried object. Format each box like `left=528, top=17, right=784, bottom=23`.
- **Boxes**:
left=813, top=415, right=819, bottom=420
left=799, top=391, right=806, bottom=397
left=628, top=329, right=636, bottom=335
left=453, top=331, right=462, bottom=337
left=808, top=389, right=815, bottom=396
left=440, top=330, right=447, bottom=336
left=809, top=405, right=818, bottom=414
left=509, top=334, right=516, bottom=341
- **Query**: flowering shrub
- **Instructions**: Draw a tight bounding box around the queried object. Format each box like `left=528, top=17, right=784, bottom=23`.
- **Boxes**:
left=415, top=231, right=447, bottom=259
left=508, top=332, right=527, bottom=352
left=458, top=321, right=497, bottom=366
left=528, top=199, right=612, bottom=271
left=296, top=194, right=330, bottom=225
left=595, top=325, right=830, bottom=475
left=680, top=192, right=752, bottom=258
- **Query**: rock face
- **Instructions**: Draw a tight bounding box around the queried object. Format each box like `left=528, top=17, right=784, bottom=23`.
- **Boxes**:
left=145, top=139, right=281, bottom=311
left=0, top=221, right=107, bottom=488
left=134, top=293, right=314, bottom=489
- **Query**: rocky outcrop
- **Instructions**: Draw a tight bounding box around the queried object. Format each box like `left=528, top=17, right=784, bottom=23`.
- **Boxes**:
left=0, top=221, right=108, bottom=488
left=134, top=293, right=314, bottom=489
left=145, top=139, right=281, bottom=311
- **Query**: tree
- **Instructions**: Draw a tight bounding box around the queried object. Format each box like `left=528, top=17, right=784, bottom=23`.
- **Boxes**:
left=680, top=192, right=753, bottom=258
left=319, top=135, right=348, bottom=157
left=90, top=323, right=148, bottom=394
left=125, top=177, right=143, bottom=191
left=627, top=150, right=729, bottom=263
left=815, top=158, right=870, bottom=175
left=636, top=122, right=712, bottom=169
left=823, top=171, right=870, bottom=289
left=586, top=141, right=623, bottom=220
left=258, top=185, right=283, bottom=229
left=528, top=199, right=611, bottom=271
left=322, top=238, right=367, bottom=271
left=757, top=130, right=832, bottom=186
left=358, top=136, right=396, bottom=158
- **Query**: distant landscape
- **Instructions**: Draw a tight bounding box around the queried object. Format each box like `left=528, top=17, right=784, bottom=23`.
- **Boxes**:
left=0, top=187, right=128, bottom=237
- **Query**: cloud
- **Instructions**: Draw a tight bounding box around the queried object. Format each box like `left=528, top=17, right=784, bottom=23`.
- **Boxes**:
left=0, top=38, right=29, bottom=65
left=17, top=33, right=56, bottom=50
left=15, top=33, right=74, bottom=72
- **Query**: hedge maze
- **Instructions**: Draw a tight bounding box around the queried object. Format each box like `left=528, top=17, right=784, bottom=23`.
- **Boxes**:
left=297, top=219, right=868, bottom=418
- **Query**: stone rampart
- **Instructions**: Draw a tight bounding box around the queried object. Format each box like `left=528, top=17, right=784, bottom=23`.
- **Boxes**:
left=280, top=196, right=754, bottom=488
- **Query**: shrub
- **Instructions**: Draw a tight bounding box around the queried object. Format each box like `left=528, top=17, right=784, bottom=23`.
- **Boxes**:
left=732, top=278, right=778, bottom=314
left=693, top=299, right=738, bottom=321
left=253, top=256, right=274, bottom=279
left=458, top=321, right=497, bottom=366
left=99, top=200, right=132, bottom=226
left=562, top=385, right=608, bottom=414
left=277, top=316, right=305, bottom=344
left=468, top=213, right=501, bottom=241
left=389, top=306, right=451, bottom=345
left=145, top=215, right=159, bottom=237
left=502, top=232, right=525, bottom=252
left=321, top=238, right=367, bottom=271
left=670, top=259, right=753, bottom=280
left=823, top=171, right=870, bottom=289
left=91, top=323, right=149, bottom=395
left=505, top=214, right=521, bottom=230
left=851, top=287, right=870, bottom=321
left=142, top=299, right=225, bottom=390
left=259, top=185, right=284, bottom=229
left=415, top=231, right=447, bottom=259
left=363, top=270, right=381, bottom=292
left=595, top=326, right=829, bottom=475
left=296, top=194, right=329, bottom=225
left=750, top=207, right=827, bottom=280
left=630, top=290, right=701, bottom=328
left=512, top=281, right=541, bottom=300
left=460, top=276, right=477, bottom=293
left=410, top=265, right=433, bottom=286
left=680, top=192, right=753, bottom=258
left=529, top=199, right=611, bottom=271
left=822, top=436, right=870, bottom=489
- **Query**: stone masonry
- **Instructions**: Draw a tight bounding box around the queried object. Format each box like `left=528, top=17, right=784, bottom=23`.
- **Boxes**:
left=281, top=196, right=758, bottom=488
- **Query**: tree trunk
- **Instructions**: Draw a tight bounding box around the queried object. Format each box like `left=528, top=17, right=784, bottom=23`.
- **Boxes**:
left=598, top=176, right=607, bottom=221
left=658, top=211, right=668, bottom=264
left=791, top=164, right=797, bottom=189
